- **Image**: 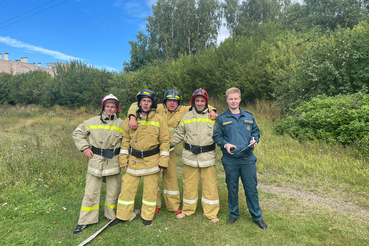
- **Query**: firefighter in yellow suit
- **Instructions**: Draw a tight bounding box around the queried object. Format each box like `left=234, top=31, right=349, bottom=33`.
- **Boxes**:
left=171, top=88, right=220, bottom=223
left=110, top=89, right=170, bottom=227
left=127, top=89, right=217, bottom=214
left=72, top=94, right=124, bottom=234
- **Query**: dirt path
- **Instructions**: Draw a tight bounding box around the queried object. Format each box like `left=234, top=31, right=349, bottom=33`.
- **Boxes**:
left=215, top=172, right=369, bottom=219
left=258, top=183, right=369, bottom=218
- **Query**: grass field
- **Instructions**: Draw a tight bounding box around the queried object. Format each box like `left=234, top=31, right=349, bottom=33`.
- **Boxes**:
left=0, top=104, right=368, bottom=246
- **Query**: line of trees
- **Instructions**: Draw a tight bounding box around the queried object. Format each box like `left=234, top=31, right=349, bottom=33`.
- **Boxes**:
left=1, top=0, right=369, bottom=114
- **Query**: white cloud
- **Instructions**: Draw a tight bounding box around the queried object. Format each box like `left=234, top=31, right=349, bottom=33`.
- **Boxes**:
left=99, top=65, right=118, bottom=72
left=113, top=0, right=152, bottom=19
left=0, top=36, right=83, bottom=61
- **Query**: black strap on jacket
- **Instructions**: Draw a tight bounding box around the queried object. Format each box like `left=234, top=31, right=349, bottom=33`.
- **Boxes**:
left=130, top=147, right=160, bottom=158
left=184, top=142, right=216, bottom=155
left=91, top=146, right=120, bottom=159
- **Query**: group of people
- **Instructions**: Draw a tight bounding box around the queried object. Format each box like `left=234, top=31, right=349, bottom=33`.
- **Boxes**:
left=72, top=87, right=267, bottom=234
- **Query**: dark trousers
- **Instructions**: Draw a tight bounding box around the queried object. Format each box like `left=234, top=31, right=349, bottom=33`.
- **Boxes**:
left=223, top=159, right=262, bottom=221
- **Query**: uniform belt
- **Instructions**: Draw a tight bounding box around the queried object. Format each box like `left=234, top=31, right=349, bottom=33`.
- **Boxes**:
left=130, top=147, right=160, bottom=158
left=91, top=146, right=120, bottom=159
left=184, top=142, right=216, bottom=155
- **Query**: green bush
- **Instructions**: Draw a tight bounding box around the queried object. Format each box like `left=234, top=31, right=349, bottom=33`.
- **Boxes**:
left=274, top=91, right=369, bottom=156
left=0, top=73, right=13, bottom=104
left=9, top=70, right=53, bottom=105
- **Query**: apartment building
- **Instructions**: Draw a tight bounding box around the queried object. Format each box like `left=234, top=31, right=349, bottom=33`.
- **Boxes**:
left=0, top=53, right=55, bottom=76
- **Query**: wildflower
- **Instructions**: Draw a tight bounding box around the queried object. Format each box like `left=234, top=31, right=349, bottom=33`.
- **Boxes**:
left=336, top=94, right=341, bottom=98
left=301, top=114, right=304, bottom=117
left=63, top=207, right=67, bottom=210
left=15, top=207, right=18, bottom=210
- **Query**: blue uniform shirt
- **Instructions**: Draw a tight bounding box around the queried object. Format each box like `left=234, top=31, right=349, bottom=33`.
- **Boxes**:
left=213, top=108, right=260, bottom=164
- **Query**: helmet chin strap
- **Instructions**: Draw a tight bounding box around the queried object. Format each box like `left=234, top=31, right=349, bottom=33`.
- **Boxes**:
left=137, top=107, right=151, bottom=121
left=100, top=112, right=117, bottom=123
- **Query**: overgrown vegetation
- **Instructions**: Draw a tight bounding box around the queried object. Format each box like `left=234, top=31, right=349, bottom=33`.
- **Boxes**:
left=275, top=91, right=369, bottom=157
left=0, top=105, right=368, bottom=245
left=1, top=2, right=369, bottom=158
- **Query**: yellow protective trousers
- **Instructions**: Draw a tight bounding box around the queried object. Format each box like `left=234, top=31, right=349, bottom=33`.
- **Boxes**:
left=156, top=150, right=180, bottom=211
left=181, top=165, right=220, bottom=220
left=78, top=173, right=121, bottom=225
left=116, top=172, right=160, bottom=221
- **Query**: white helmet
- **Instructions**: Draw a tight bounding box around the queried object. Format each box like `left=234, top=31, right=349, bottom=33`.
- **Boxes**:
left=101, top=94, right=120, bottom=113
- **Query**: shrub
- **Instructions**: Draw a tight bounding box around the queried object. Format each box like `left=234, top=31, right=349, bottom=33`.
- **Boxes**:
left=274, top=91, right=369, bottom=156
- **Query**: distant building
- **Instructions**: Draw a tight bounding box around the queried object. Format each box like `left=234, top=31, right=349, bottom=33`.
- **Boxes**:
left=0, top=53, right=57, bottom=76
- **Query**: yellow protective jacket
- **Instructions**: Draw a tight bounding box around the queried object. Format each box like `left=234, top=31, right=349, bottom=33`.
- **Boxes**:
left=119, top=110, right=170, bottom=176
left=170, top=108, right=216, bottom=168
left=72, top=112, right=124, bottom=177
left=127, top=103, right=216, bottom=136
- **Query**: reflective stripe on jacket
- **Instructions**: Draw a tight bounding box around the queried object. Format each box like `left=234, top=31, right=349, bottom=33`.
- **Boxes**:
left=171, top=108, right=216, bottom=168
left=119, top=110, right=170, bottom=176
left=72, top=112, right=124, bottom=177
left=127, top=103, right=216, bottom=137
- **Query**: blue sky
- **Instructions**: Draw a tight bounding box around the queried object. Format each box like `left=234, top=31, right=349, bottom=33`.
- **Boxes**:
left=0, top=0, right=231, bottom=72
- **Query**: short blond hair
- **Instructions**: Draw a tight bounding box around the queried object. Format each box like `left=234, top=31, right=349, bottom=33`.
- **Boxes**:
left=226, top=87, right=241, bottom=98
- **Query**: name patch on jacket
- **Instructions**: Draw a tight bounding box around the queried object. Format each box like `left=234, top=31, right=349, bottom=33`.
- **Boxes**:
left=223, top=121, right=232, bottom=125
left=244, top=120, right=253, bottom=124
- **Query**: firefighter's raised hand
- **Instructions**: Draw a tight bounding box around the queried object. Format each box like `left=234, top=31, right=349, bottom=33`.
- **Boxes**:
left=129, top=115, right=138, bottom=130
left=209, top=110, right=217, bottom=120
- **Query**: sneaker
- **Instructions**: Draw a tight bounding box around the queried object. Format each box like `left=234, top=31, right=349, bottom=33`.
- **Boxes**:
left=73, top=224, right=88, bottom=234
left=108, top=218, right=125, bottom=227
left=255, top=219, right=267, bottom=230
left=226, top=217, right=237, bottom=224
left=142, top=219, right=152, bottom=226
left=173, top=209, right=181, bottom=214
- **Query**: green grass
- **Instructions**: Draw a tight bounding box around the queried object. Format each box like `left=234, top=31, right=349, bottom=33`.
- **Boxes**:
left=1, top=104, right=368, bottom=246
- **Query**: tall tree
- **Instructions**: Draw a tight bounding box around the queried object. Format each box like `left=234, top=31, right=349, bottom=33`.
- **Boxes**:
left=222, top=0, right=240, bottom=35
left=125, top=0, right=221, bottom=72
left=283, top=0, right=369, bottom=31
left=221, top=0, right=291, bottom=36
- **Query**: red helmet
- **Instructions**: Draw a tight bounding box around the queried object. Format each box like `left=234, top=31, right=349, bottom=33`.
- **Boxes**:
left=101, top=94, right=120, bottom=113
left=190, top=88, right=208, bottom=106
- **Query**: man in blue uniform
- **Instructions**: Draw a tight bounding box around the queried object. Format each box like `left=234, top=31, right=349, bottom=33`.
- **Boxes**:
left=213, top=87, right=267, bottom=230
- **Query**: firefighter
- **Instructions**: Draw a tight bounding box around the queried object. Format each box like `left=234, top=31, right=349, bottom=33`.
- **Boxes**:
left=72, top=94, right=124, bottom=234
left=126, top=89, right=217, bottom=214
left=109, top=89, right=170, bottom=227
left=170, top=88, right=220, bottom=223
